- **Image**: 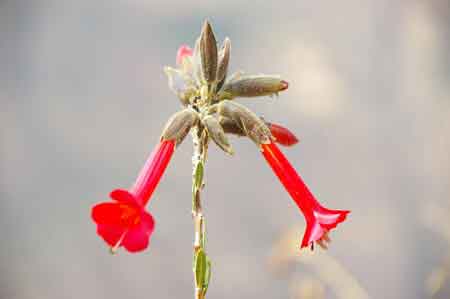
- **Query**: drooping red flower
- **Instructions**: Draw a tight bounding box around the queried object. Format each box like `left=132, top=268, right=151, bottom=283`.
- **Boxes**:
left=91, top=140, right=175, bottom=253
left=261, top=141, right=349, bottom=249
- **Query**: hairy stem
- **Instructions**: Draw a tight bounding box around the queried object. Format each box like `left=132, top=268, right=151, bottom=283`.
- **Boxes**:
left=191, top=125, right=210, bottom=299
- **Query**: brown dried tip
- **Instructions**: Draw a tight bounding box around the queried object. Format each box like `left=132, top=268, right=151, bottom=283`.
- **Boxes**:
left=280, top=80, right=289, bottom=91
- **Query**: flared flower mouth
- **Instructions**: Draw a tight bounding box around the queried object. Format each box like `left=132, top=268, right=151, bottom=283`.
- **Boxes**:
left=301, top=209, right=350, bottom=249
left=93, top=190, right=143, bottom=226
left=92, top=189, right=155, bottom=253
left=261, top=141, right=350, bottom=250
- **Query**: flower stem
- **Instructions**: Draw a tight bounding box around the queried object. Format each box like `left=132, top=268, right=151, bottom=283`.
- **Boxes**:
left=191, top=125, right=210, bottom=299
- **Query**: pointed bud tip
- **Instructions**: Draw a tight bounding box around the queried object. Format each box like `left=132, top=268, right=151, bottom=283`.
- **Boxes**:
left=202, top=19, right=212, bottom=30
left=280, top=80, right=289, bottom=91
left=200, top=19, right=218, bottom=83
left=201, top=20, right=214, bottom=39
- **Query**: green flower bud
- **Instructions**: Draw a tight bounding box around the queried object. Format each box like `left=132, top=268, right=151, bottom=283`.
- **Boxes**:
left=217, top=100, right=272, bottom=145
left=219, top=75, right=288, bottom=99
left=200, top=20, right=218, bottom=84
left=218, top=116, right=245, bottom=137
left=216, top=37, right=231, bottom=90
left=203, top=115, right=234, bottom=155
left=161, top=108, right=199, bottom=146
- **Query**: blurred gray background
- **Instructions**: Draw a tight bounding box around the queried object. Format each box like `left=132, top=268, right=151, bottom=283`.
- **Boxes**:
left=1, top=0, right=449, bottom=298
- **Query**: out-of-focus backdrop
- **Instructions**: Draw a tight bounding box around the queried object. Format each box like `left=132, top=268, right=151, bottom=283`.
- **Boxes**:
left=1, top=1, right=449, bottom=298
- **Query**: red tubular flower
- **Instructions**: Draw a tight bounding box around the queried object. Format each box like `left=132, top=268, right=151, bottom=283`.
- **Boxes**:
left=268, top=123, right=299, bottom=147
left=91, top=140, right=175, bottom=253
left=261, top=141, right=349, bottom=249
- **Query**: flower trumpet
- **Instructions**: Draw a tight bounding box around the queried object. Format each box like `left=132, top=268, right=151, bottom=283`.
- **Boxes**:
left=261, top=141, right=349, bottom=249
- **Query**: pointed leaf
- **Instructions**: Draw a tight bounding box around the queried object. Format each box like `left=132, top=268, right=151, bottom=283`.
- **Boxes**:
left=204, top=256, right=212, bottom=293
left=194, top=161, right=204, bottom=191
left=194, top=249, right=207, bottom=289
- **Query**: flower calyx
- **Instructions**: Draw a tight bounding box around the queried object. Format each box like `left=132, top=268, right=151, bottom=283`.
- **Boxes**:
left=217, top=100, right=272, bottom=146
left=161, top=108, right=200, bottom=146
left=202, top=115, right=234, bottom=155
left=218, top=75, right=289, bottom=100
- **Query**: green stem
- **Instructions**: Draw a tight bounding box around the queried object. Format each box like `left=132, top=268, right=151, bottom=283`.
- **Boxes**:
left=191, top=125, right=210, bottom=299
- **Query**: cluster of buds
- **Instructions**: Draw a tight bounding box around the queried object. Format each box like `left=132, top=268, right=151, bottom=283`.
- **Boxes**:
left=91, top=20, right=349, bottom=255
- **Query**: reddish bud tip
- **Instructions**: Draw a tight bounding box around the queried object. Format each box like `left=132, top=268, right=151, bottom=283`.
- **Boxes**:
left=269, top=123, right=299, bottom=147
left=280, top=80, right=289, bottom=91
left=176, top=45, right=193, bottom=65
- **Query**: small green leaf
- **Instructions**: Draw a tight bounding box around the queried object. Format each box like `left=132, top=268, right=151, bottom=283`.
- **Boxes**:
left=194, top=161, right=204, bottom=191
left=194, top=249, right=207, bottom=288
left=204, top=256, right=212, bottom=293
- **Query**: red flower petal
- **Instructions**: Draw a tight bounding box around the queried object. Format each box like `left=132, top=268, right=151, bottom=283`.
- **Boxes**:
left=92, top=202, right=126, bottom=226
left=301, top=215, right=326, bottom=248
left=110, top=189, right=138, bottom=205
left=122, top=212, right=155, bottom=252
left=269, top=123, right=299, bottom=147
left=92, top=203, right=155, bottom=252
left=261, top=141, right=349, bottom=249
left=176, top=45, right=193, bottom=65
left=96, top=223, right=126, bottom=247
left=313, top=207, right=349, bottom=230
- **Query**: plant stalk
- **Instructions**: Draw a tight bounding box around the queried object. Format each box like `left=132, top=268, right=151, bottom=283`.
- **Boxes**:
left=191, top=125, right=210, bottom=299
